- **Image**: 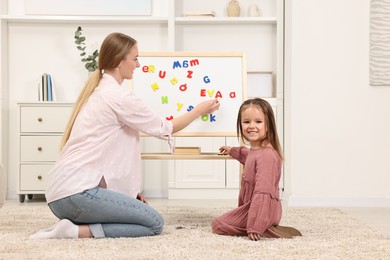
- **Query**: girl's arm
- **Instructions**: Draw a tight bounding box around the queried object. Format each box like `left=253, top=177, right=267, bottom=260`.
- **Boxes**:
left=227, top=146, right=249, bottom=165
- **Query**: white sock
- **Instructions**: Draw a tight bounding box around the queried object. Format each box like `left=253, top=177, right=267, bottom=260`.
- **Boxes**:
left=29, top=219, right=78, bottom=239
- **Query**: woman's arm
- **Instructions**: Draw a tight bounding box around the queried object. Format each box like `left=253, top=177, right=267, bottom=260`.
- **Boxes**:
left=171, top=99, right=220, bottom=133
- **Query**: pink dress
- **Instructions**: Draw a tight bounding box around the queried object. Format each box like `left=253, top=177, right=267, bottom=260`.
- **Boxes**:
left=212, top=146, right=282, bottom=235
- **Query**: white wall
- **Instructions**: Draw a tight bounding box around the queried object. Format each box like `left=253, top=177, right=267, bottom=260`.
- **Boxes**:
left=285, top=0, right=390, bottom=207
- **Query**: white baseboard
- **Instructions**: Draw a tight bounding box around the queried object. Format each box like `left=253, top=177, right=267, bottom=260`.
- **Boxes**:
left=288, top=197, right=390, bottom=207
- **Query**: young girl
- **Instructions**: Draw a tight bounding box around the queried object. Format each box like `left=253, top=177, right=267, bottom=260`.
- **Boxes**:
left=212, top=98, right=301, bottom=240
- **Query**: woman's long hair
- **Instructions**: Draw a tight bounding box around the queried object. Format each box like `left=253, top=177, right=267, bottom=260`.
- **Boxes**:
left=236, top=98, right=283, bottom=159
left=60, top=33, right=137, bottom=149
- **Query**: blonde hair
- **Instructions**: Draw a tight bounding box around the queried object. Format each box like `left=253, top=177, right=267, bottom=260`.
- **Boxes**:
left=60, top=32, right=137, bottom=149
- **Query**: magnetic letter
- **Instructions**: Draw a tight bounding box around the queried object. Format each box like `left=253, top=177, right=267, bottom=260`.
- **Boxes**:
left=173, top=61, right=181, bottom=69
left=215, top=91, right=223, bottom=98
left=209, top=114, right=216, bottom=122
left=166, top=116, right=174, bottom=120
left=200, top=89, right=206, bottom=97
left=177, top=103, right=184, bottom=111
left=151, top=82, right=159, bottom=91
left=161, top=96, right=168, bottom=104
left=170, top=77, right=178, bottom=85
left=207, top=90, right=215, bottom=97
left=159, top=70, right=166, bottom=78
left=230, top=92, right=236, bottom=98
left=148, top=65, right=155, bottom=73
left=201, top=114, right=209, bottom=121
left=203, top=76, right=210, bottom=83
left=187, top=70, right=193, bottom=79
left=179, top=84, right=187, bottom=91
left=183, top=60, right=189, bottom=68
left=142, top=66, right=149, bottom=73
left=187, top=105, right=194, bottom=112
left=190, top=59, right=200, bottom=66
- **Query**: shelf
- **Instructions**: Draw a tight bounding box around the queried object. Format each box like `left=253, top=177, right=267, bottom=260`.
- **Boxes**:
left=0, top=15, right=169, bottom=24
left=175, top=16, right=277, bottom=25
left=141, top=153, right=233, bottom=160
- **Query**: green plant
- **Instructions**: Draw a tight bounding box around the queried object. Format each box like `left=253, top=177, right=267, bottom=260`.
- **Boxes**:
left=74, top=26, right=99, bottom=72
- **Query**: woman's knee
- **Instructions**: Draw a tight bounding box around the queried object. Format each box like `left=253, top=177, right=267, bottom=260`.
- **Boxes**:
left=152, top=212, right=164, bottom=235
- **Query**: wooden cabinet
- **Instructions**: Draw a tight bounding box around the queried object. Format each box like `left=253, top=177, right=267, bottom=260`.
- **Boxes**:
left=17, top=103, right=73, bottom=202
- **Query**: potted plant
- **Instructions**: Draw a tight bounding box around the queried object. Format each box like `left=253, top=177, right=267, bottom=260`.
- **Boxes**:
left=74, top=26, right=99, bottom=72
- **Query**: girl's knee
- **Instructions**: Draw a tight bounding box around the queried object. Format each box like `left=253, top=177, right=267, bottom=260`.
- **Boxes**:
left=211, top=218, right=221, bottom=233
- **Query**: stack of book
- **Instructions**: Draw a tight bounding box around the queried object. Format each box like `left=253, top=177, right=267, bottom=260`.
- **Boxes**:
left=38, top=73, right=56, bottom=101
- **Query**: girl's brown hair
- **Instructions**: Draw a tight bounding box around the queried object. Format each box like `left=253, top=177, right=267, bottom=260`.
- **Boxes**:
left=236, top=98, right=283, bottom=159
left=60, top=33, right=137, bottom=149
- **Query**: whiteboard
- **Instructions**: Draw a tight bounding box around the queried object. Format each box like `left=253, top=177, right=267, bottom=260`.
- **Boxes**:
left=132, top=52, right=247, bottom=136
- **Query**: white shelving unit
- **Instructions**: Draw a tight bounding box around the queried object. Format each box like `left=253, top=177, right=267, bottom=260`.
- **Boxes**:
left=1, top=0, right=284, bottom=200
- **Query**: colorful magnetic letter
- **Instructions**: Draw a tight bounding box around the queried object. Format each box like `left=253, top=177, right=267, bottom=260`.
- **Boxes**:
left=151, top=82, right=159, bottom=91
left=177, top=103, right=184, bottom=111
left=161, top=96, right=168, bottom=104
left=159, top=71, right=166, bottom=78
left=170, top=77, right=178, bottom=85
left=187, top=105, right=194, bottom=112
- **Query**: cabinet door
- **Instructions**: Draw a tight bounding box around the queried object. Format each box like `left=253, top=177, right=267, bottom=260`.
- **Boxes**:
left=174, top=160, right=226, bottom=188
left=173, top=137, right=225, bottom=188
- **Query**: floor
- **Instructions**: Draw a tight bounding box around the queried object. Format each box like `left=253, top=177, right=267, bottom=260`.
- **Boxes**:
left=2, top=198, right=390, bottom=237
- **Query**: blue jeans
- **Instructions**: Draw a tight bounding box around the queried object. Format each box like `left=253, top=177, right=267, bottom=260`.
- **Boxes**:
left=48, top=187, right=164, bottom=238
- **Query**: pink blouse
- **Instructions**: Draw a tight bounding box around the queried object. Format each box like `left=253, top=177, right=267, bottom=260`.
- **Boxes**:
left=45, top=74, right=173, bottom=203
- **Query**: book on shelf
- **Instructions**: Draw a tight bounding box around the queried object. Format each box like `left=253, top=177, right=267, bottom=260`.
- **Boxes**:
left=38, top=73, right=56, bottom=101
left=183, top=11, right=216, bottom=17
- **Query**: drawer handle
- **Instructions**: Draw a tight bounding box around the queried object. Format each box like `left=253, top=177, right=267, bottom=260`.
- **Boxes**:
left=37, top=146, right=42, bottom=152
left=37, top=117, right=43, bottom=122
left=37, top=175, right=42, bottom=180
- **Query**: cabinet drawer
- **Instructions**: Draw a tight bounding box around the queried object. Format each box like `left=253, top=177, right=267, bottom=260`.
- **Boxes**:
left=20, top=164, right=53, bottom=191
left=20, top=106, right=72, bottom=133
left=20, top=135, right=62, bottom=162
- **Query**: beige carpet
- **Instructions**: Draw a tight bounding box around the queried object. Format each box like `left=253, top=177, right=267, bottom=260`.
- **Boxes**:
left=0, top=203, right=389, bottom=260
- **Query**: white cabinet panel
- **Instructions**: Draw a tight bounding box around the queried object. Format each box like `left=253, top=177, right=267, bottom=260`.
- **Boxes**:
left=174, top=160, right=225, bottom=188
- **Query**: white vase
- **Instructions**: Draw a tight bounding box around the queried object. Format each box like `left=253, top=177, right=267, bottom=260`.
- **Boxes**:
left=248, top=4, right=261, bottom=17
left=227, top=0, right=240, bottom=17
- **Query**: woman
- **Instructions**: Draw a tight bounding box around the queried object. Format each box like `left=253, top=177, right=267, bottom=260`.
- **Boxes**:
left=29, top=32, right=220, bottom=239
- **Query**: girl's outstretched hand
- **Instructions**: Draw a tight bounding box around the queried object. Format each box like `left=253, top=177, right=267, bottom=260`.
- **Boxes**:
left=219, top=146, right=231, bottom=155
left=195, top=99, right=220, bottom=115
